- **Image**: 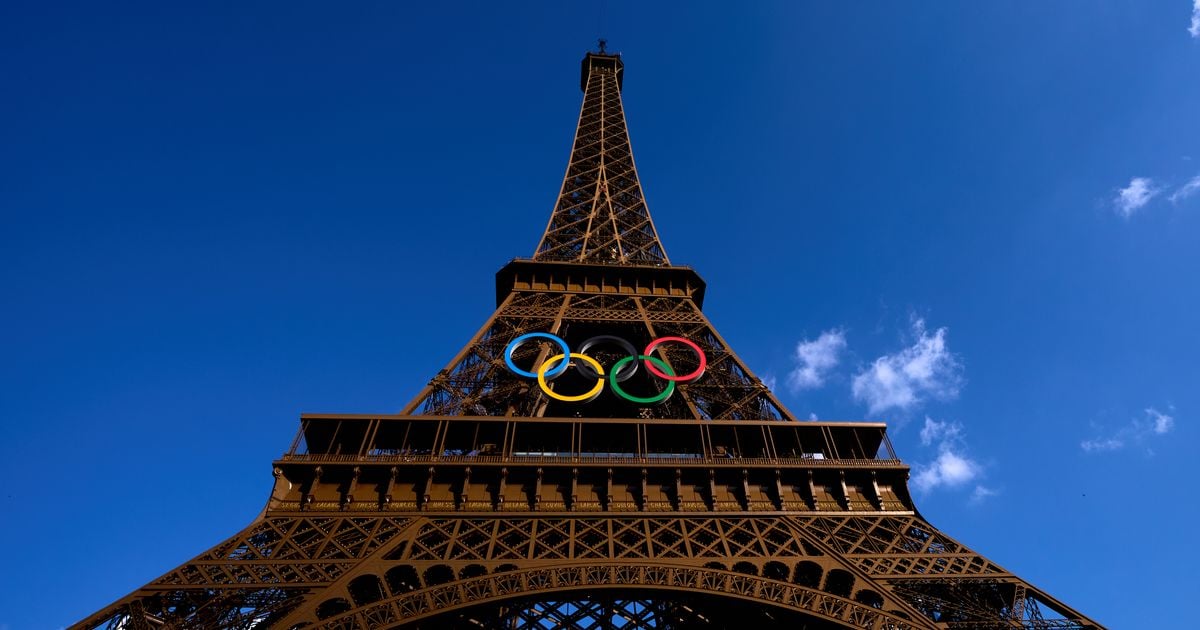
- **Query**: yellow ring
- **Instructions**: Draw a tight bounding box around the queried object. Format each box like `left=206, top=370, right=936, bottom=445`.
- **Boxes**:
left=537, top=353, right=605, bottom=402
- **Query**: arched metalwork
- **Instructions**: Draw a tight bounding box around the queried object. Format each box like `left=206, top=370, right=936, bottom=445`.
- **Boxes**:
left=308, top=564, right=920, bottom=629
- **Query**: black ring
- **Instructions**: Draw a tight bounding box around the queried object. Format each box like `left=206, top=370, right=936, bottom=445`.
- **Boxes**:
left=574, top=335, right=640, bottom=382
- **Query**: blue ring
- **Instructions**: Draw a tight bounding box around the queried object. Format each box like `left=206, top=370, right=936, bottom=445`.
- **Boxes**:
left=504, top=332, right=571, bottom=378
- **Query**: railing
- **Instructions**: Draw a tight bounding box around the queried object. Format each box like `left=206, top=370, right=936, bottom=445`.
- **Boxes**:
left=277, top=452, right=905, bottom=467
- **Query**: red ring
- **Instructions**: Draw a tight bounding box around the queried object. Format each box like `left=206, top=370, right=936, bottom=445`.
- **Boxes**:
left=643, top=336, right=707, bottom=382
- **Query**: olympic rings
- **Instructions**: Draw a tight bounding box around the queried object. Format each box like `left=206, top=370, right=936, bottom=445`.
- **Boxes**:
left=643, top=336, right=707, bottom=381
left=505, top=332, right=571, bottom=378
left=575, top=335, right=639, bottom=382
left=502, top=332, right=705, bottom=404
left=609, top=355, right=676, bottom=404
left=537, top=353, right=606, bottom=402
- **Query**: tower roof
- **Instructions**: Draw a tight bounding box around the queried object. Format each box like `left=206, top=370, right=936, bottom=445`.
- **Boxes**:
left=580, top=51, right=623, bottom=92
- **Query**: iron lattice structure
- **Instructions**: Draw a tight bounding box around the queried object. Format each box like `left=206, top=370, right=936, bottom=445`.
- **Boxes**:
left=77, top=51, right=1102, bottom=630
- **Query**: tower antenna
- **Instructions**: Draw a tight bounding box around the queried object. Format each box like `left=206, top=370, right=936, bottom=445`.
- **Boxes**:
left=598, top=0, right=608, bottom=52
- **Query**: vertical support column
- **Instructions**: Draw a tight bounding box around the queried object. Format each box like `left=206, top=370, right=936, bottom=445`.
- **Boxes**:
left=773, top=468, right=785, bottom=510
left=533, top=467, right=544, bottom=511
left=806, top=470, right=818, bottom=510
left=382, top=466, right=398, bottom=509
left=869, top=471, right=884, bottom=510
left=570, top=468, right=579, bottom=511
left=605, top=468, right=614, bottom=511
left=837, top=471, right=851, bottom=510
left=303, top=466, right=323, bottom=510
left=342, top=466, right=360, bottom=510
left=497, top=467, right=508, bottom=510
left=420, top=467, right=434, bottom=511
left=460, top=467, right=472, bottom=509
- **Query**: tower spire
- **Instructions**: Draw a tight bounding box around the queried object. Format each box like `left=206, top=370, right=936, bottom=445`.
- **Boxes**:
left=534, top=51, right=669, bottom=265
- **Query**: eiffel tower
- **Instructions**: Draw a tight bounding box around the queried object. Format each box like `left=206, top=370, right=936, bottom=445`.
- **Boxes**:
left=78, top=48, right=1102, bottom=630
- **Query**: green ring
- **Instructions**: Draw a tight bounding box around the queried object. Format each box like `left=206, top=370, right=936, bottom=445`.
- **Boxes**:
left=609, top=355, right=676, bottom=404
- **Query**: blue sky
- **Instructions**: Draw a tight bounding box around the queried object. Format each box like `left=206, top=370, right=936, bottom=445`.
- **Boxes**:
left=2, top=2, right=1198, bottom=627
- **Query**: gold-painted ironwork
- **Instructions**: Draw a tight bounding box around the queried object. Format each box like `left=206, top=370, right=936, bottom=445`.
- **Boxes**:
left=76, top=49, right=1101, bottom=630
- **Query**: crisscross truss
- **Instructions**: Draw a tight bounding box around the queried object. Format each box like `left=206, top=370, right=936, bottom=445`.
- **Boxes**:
left=499, top=597, right=678, bottom=629
left=75, top=48, right=1102, bottom=630
left=534, top=53, right=668, bottom=265
left=78, top=513, right=1099, bottom=629
left=77, top=516, right=413, bottom=629
left=403, top=292, right=790, bottom=421
left=418, top=591, right=885, bottom=629
left=499, top=597, right=681, bottom=628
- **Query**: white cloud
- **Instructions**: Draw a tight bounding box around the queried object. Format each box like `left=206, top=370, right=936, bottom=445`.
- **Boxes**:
left=919, top=416, right=962, bottom=446
left=761, top=374, right=777, bottom=393
left=1147, top=407, right=1175, bottom=434
left=1191, top=0, right=1200, bottom=38
left=969, top=485, right=998, bottom=504
left=912, top=417, right=983, bottom=494
left=1080, top=406, right=1176, bottom=453
left=913, top=448, right=980, bottom=492
left=1168, top=174, right=1200, bottom=203
left=1114, top=177, right=1162, bottom=217
left=1080, top=436, right=1125, bottom=453
left=787, top=329, right=846, bottom=391
left=851, top=318, right=963, bottom=415
left=807, top=412, right=819, bottom=421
